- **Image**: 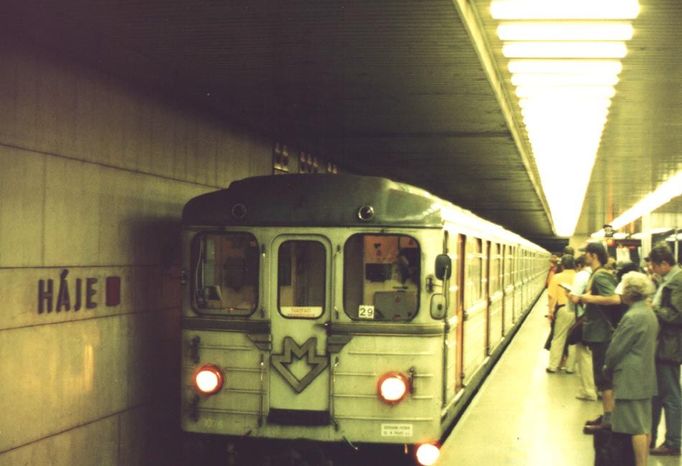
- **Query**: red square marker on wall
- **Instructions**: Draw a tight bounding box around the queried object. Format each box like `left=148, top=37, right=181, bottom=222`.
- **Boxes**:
left=106, top=276, right=121, bottom=306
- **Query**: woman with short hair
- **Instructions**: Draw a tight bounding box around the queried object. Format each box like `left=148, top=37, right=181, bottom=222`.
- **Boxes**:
left=604, top=271, right=659, bottom=466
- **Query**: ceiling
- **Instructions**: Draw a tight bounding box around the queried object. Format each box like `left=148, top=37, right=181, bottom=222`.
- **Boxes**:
left=3, top=0, right=680, bottom=247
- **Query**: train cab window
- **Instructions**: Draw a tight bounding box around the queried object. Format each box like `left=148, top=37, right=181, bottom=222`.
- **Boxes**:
left=277, top=241, right=325, bottom=319
left=344, top=234, right=420, bottom=321
left=191, top=232, right=259, bottom=315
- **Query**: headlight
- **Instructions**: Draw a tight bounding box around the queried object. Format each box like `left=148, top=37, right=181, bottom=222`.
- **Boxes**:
left=377, top=372, right=411, bottom=405
left=415, top=442, right=440, bottom=466
left=192, top=364, right=224, bottom=396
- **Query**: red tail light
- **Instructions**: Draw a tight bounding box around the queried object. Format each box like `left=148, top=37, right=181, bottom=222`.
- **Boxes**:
left=377, top=372, right=411, bottom=405
left=192, top=364, right=224, bottom=396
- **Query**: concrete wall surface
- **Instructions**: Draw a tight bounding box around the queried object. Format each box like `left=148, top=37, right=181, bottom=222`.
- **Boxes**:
left=0, top=38, right=270, bottom=465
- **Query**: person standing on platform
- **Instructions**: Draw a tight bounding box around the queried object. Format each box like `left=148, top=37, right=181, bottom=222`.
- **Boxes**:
left=569, top=255, right=598, bottom=400
left=577, top=242, right=619, bottom=433
left=546, top=254, right=559, bottom=289
left=546, top=255, right=577, bottom=373
left=603, top=271, right=658, bottom=466
left=648, top=244, right=682, bottom=457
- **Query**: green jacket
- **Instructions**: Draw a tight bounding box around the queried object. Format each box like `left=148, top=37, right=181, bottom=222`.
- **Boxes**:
left=654, top=266, right=682, bottom=364
left=605, top=300, right=659, bottom=399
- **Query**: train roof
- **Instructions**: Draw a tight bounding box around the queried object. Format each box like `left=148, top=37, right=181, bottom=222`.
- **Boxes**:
left=183, top=175, right=546, bottom=251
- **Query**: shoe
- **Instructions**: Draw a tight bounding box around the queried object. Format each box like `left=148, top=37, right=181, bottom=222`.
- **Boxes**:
left=575, top=394, right=598, bottom=401
left=583, top=422, right=611, bottom=434
left=562, top=368, right=575, bottom=374
left=650, top=445, right=681, bottom=456
left=546, top=368, right=557, bottom=373
left=585, top=415, right=603, bottom=426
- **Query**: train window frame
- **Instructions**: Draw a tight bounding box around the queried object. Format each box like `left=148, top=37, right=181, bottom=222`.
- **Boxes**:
left=190, top=231, right=260, bottom=317
left=276, top=239, right=327, bottom=320
left=343, top=233, right=421, bottom=322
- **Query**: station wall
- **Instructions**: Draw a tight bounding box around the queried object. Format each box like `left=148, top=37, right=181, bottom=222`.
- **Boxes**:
left=0, top=40, right=271, bottom=465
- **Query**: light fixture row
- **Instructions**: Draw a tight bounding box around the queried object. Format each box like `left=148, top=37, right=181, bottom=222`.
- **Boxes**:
left=490, top=0, right=640, bottom=237
left=591, top=170, right=682, bottom=239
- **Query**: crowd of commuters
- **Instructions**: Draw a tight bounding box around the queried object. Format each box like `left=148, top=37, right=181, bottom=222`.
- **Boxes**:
left=543, top=242, right=682, bottom=465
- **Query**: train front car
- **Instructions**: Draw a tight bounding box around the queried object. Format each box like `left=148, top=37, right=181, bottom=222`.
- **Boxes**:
left=180, top=174, right=545, bottom=465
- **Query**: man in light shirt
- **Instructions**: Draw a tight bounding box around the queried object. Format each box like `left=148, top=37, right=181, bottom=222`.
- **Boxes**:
left=569, top=255, right=598, bottom=401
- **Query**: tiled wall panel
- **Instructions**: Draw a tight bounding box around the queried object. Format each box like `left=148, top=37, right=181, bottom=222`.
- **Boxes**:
left=0, top=38, right=271, bottom=465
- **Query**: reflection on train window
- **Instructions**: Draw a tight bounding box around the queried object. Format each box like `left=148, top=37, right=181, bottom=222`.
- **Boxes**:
left=278, top=241, right=325, bottom=319
left=192, top=232, right=259, bottom=315
left=490, top=243, right=501, bottom=294
left=464, top=237, right=483, bottom=308
left=344, top=234, right=419, bottom=321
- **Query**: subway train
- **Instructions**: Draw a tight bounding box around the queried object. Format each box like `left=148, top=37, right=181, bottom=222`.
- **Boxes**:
left=180, top=174, right=548, bottom=465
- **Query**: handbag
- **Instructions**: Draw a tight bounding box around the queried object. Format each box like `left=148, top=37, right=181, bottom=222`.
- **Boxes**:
left=567, top=315, right=584, bottom=345
left=544, top=303, right=564, bottom=350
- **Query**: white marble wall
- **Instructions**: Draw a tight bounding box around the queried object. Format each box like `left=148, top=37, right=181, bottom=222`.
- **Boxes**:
left=0, top=39, right=270, bottom=465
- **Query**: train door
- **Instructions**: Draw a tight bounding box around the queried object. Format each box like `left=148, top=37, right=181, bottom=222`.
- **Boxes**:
left=442, top=231, right=462, bottom=401
left=484, top=240, right=491, bottom=355
left=488, top=243, right=503, bottom=352
left=462, top=236, right=485, bottom=385
left=455, top=234, right=466, bottom=391
left=502, top=245, right=514, bottom=335
left=268, top=235, right=332, bottom=423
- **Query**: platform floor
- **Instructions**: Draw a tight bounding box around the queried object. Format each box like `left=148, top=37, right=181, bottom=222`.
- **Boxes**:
left=440, top=291, right=681, bottom=466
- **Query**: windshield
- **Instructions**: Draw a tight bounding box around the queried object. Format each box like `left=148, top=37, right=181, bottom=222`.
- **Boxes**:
left=191, top=232, right=259, bottom=315
left=344, top=234, right=420, bottom=321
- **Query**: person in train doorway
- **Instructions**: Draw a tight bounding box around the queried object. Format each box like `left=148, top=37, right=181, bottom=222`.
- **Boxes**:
left=648, top=243, right=682, bottom=456
left=546, top=254, right=577, bottom=373
left=602, top=271, right=659, bottom=466
left=574, top=242, right=620, bottom=433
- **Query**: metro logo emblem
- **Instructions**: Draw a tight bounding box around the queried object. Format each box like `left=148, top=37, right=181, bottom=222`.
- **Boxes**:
left=271, top=337, right=328, bottom=393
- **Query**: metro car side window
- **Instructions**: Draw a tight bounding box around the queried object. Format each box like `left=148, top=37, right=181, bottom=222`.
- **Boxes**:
left=191, top=232, right=259, bottom=315
left=344, top=234, right=420, bottom=321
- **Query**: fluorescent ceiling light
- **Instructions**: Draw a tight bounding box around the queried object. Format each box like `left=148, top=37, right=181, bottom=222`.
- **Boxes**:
left=610, top=171, right=682, bottom=229
left=497, top=22, right=634, bottom=41
left=509, top=59, right=623, bottom=75
left=511, top=73, right=620, bottom=86
left=515, top=85, right=616, bottom=99
left=503, top=42, right=628, bottom=59
left=522, top=104, right=610, bottom=120
left=650, top=227, right=676, bottom=235
left=519, top=97, right=613, bottom=113
left=491, top=1, right=639, bottom=238
left=491, top=0, right=640, bottom=20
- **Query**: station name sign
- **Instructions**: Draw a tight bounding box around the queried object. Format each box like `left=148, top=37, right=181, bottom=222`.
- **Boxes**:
left=37, top=269, right=121, bottom=314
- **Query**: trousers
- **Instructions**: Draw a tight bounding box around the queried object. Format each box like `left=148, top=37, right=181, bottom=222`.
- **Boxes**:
left=651, top=361, right=681, bottom=449
left=548, top=306, right=576, bottom=370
